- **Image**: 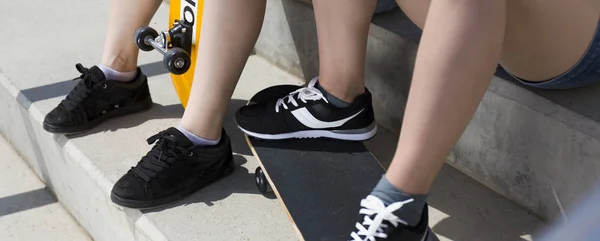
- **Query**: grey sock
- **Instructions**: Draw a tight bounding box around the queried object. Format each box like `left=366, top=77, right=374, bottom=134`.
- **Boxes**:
left=316, top=83, right=351, bottom=108
left=370, top=175, right=428, bottom=227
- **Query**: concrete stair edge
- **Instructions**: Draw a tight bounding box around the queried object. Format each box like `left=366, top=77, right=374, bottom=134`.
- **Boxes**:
left=0, top=73, right=168, bottom=241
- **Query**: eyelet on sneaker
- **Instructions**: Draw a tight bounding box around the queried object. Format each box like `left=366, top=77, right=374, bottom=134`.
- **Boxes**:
left=102, top=84, right=108, bottom=89
left=102, top=110, right=107, bottom=115
left=114, top=104, right=119, bottom=109
left=189, top=152, right=194, bottom=157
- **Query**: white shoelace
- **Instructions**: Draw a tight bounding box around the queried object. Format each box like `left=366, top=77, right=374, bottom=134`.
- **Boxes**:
left=350, top=195, right=414, bottom=241
left=274, top=78, right=329, bottom=113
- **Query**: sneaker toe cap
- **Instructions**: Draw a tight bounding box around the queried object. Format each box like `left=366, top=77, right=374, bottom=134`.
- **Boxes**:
left=236, top=103, right=294, bottom=135
left=111, top=173, right=149, bottom=200
left=43, top=107, right=67, bottom=125
left=44, top=106, right=84, bottom=127
left=235, top=103, right=270, bottom=128
left=237, top=84, right=304, bottom=131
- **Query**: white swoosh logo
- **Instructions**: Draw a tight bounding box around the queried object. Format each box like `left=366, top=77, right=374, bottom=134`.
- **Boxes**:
left=291, top=108, right=364, bottom=129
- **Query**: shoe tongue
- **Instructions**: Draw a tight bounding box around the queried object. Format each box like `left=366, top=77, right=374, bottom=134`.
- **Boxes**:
left=164, top=127, right=194, bottom=148
left=89, top=66, right=107, bottom=82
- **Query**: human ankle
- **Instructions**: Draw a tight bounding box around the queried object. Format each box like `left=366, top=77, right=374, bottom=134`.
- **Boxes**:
left=97, top=64, right=137, bottom=82
left=176, top=125, right=221, bottom=146
left=370, top=175, right=428, bottom=227
left=316, top=77, right=365, bottom=107
left=100, top=55, right=138, bottom=73
left=180, top=109, right=225, bottom=140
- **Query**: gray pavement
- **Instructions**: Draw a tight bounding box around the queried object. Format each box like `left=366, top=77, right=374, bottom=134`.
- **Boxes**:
left=0, top=136, right=91, bottom=241
left=0, top=0, right=547, bottom=240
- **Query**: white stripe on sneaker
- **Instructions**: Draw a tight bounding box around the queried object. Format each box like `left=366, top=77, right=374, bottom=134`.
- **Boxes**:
left=291, top=107, right=364, bottom=129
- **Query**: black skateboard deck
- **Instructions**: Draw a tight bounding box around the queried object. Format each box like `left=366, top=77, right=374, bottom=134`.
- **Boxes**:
left=246, top=136, right=386, bottom=241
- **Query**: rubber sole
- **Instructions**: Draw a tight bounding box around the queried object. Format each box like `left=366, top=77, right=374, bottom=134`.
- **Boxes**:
left=43, top=97, right=153, bottom=135
left=110, top=156, right=236, bottom=210
left=238, top=124, right=377, bottom=141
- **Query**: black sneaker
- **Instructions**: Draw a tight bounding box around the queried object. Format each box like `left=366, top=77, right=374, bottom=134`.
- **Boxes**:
left=110, top=127, right=235, bottom=209
left=235, top=78, right=377, bottom=141
left=43, top=64, right=153, bottom=134
left=349, top=195, right=439, bottom=241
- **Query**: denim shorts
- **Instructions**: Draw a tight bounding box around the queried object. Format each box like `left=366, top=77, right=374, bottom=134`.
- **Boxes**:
left=504, top=21, right=600, bottom=90
left=374, top=0, right=398, bottom=14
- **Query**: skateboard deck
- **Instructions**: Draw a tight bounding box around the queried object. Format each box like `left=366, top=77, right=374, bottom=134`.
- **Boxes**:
left=167, top=0, right=202, bottom=108
left=246, top=137, right=386, bottom=241
left=134, top=0, right=204, bottom=108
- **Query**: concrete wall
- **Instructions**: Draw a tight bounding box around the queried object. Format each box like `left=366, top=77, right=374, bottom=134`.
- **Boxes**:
left=253, top=0, right=600, bottom=221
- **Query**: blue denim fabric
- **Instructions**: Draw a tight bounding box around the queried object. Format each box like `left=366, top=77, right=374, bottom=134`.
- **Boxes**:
left=374, top=0, right=398, bottom=14
left=506, top=22, right=600, bottom=90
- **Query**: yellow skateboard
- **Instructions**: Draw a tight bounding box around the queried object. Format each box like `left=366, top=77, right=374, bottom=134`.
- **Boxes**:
left=134, top=0, right=204, bottom=108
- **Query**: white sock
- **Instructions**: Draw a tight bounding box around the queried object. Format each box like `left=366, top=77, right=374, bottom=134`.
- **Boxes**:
left=97, top=64, right=137, bottom=82
left=176, top=125, right=221, bottom=146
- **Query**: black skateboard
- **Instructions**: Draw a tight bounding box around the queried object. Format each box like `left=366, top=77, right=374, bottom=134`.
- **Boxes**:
left=245, top=133, right=385, bottom=241
left=240, top=85, right=441, bottom=241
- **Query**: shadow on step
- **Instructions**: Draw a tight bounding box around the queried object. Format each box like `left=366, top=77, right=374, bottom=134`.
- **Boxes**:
left=0, top=187, right=57, bottom=217
left=142, top=154, right=274, bottom=214
left=64, top=99, right=255, bottom=157
left=428, top=165, right=545, bottom=241
left=66, top=103, right=185, bottom=138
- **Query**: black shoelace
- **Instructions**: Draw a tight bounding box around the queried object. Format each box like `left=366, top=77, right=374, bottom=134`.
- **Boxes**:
left=131, top=131, right=191, bottom=182
left=60, top=64, right=100, bottom=110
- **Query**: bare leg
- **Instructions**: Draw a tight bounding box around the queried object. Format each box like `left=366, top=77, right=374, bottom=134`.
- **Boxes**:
left=43, top=0, right=162, bottom=134
left=313, top=0, right=377, bottom=103
left=179, top=0, right=266, bottom=140
left=387, top=0, right=600, bottom=195
left=180, top=0, right=376, bottom=139
left=348, top=2, right=599, bottom=238
left=386, top=0, right=506, bottom=195
left=101, top=0, right=162, bottom=72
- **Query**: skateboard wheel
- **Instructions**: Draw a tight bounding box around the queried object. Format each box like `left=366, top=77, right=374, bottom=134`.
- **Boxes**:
left=255, top=167, right=272, bottom=194
left=134, top=26, right=159, bottom=52
left=163, top=47, right=191, bottom=75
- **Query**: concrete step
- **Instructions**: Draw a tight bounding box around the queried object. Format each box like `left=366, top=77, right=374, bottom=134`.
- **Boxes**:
left=0, top=0, right=544, bottom=240
left=255, top=0, right=600, bottom=222
left=0, top=54, right=545, bottom=241
left=0, top=134, right=91, bottom=241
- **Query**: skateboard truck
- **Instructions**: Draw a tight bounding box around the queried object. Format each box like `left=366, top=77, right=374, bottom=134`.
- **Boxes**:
left=134, top=20, right=193, bottom=75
